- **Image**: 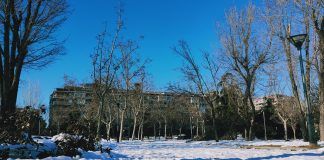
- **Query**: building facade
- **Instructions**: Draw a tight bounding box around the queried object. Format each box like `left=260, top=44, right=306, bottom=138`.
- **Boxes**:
left=49, top=84, right=93, bottom=133
left=48, top=84, right=206, bottom=133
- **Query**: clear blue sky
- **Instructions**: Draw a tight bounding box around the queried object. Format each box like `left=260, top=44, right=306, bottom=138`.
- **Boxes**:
left=18, top=0, right=253, bottom=106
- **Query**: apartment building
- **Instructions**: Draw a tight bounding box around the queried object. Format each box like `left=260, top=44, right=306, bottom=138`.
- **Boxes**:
left=48, top=84, right=206, bottom=133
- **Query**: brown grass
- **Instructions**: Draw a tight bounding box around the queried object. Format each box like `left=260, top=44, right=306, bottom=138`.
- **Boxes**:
left=240, top=144, right=322, bottom=150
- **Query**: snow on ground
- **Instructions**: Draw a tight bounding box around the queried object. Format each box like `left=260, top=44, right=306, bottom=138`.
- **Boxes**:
left=107, top=139, right=324, bottom=160
left=3, top=136, right=324, bottom=159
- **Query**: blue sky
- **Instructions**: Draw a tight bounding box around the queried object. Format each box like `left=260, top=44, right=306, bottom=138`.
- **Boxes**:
left=18, top=0, right=253, bottom=106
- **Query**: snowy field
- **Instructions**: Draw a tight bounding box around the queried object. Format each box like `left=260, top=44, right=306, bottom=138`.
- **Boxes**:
left=4, top=136, right=324, bottom=159
left=106, top=139, right=324, bottom=160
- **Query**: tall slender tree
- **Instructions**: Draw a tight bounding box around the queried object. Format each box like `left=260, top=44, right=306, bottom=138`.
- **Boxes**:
left=92, top=8, right=124, bottom=139
left=118, top=39, right=148, bottom=142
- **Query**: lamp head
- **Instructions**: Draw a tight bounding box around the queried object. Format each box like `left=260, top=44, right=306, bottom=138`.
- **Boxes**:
left=288, top=34, right=307, bottom=50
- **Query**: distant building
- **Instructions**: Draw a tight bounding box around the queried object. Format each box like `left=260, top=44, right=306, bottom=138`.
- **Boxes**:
left=253, top=94, right=292, bottom=111
left=48, top=84, right=207, bottom=134
left=253, top=97, right=267, bottom=111
left=48, top=84, right=93, bottom=132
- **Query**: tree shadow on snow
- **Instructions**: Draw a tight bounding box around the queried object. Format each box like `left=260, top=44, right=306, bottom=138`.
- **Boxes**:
left=110, top=152, right=129, bottom=159
left=181, top=158, right=242, bottom=160
left=246, top=152, right=324, bottom=160
left=180, top=152, right=324, bottom=160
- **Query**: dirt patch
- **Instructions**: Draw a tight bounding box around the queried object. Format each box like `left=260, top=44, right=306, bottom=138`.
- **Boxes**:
left=241, top=145, right=281, bottom=150
left=240, top=144, right=322, bottom=150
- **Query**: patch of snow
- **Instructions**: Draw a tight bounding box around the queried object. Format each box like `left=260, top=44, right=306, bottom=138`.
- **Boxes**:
left=51, top=133, right=73, bottom=142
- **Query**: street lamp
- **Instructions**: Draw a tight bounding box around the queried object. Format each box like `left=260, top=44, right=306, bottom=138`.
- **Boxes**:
left=288, top=34, right=317, bottom=146
left=288, top=34, right=307, bottom=50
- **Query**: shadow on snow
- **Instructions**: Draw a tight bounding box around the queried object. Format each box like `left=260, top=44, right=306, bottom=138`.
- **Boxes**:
left=246, top=152, right=324, bottom=160
left=180, top=152, right=324, bottom=160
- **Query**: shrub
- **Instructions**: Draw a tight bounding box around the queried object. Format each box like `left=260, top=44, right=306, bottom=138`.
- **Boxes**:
left=53, top=133, right=95, bottom=157
left=0, top=106, right=43, bottom=143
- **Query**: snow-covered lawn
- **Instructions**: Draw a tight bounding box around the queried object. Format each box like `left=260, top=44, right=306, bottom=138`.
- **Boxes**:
left=107, top=139, right=324, bottom=160
left=3, top=136, right=324, bottom=159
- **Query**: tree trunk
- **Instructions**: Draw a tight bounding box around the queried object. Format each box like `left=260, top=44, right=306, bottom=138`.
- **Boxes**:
left=88, top=122, right=91, bottom=135
left=248, top=89, right=256, bottom=141
left=244, top=129, right=247, bottom=140
left=164, top=118, right=167, bottom=139
left=320, top=100, right=324, bottom=141
left=131, top=115, right=137, bottom=140
left=211, top=107, right=219, bottom=141
left=190, top=116, right=193, bottom=139
left=96, top=100, right=104, bottom=139
left=140, top=124, right=143, bottom=141
left=119, top=109, right=125, bottom=142
left=140, top=113, right=144, bottom=141
left=299, top=118, right=308, bottom=141
left=179, top=127, right=182, bottom=138
left=116, top=111, right=120, bottom=143
left=154, top=123, right=156, bottom=140
left=278, top=112, right=289, bottom=141
left=263, top=111, right=267, bottom=140
left=170, top=125, right=173, bottom=139
left=319, top=30, right=324, bottom=141
left=137, top=123, right=141, bottom=140
left=0, top=67, right=21, bottom=116
left=127, top=116, right=131, bottom=140
left=202, top=120, right=205, bottom=137
left=248, top=118, right=254, bottom=141
left=96, top=98, right=104, bottom=138
left=196, top=118, right=199, bottom=137
left=158, top=121, right=161, bottom=140
left=292, top=125, right=296, bottom=140
left=283, top=120, right=288, bottom=141
left=106, top=122, right=111, bottom=140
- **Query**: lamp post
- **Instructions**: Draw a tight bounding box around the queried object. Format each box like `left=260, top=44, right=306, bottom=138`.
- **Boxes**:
left=288, top=34, right=317, bottom=146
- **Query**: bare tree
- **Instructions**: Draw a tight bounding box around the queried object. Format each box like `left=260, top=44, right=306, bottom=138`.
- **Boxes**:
left=148, top=94, right=164, bottom=140
left=130, top=82, right=143, bottom=140
left=102, top=93, right=118, bottom=140
left=0, top=0, right=68, bottom=116
left=91, top=7, right=123, bottom=139
left=118, top=39, right=148, bottom=142
left=288, top=103, right=300, bottom=140
left=219, top=4, right=274, bottom=141
left=137, top=76, right=154, bottom=141
left=274, top=96, right=296, bottom=141
left=21, top=79, right=42, bottom=108
left=130, top=71, right=150, bottom=140
left=174, top=95, right=192, bottom=138
left=173, top=41, right=221, bottom=141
